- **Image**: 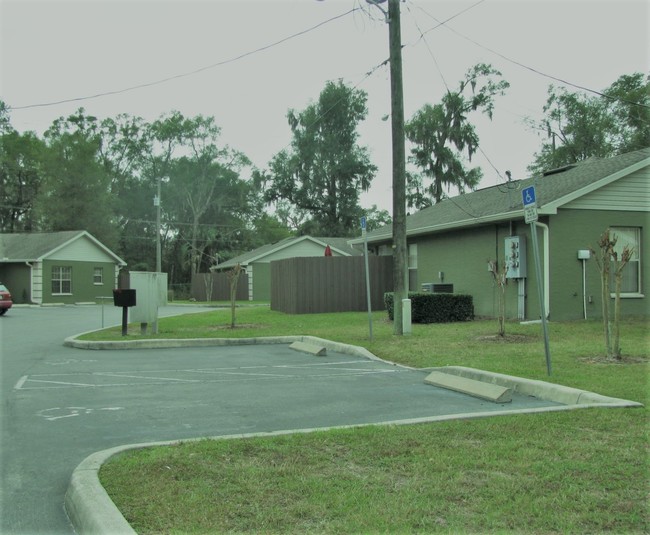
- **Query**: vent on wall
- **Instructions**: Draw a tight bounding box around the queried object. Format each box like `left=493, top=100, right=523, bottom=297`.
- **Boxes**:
left=421, top=283, right=454, bottom=293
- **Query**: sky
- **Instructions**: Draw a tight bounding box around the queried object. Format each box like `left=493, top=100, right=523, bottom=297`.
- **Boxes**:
left=1, top=0, right=648, bottom=214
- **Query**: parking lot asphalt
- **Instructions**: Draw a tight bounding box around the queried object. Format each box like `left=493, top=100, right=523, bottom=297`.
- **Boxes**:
left=63, top=337, right=641, bottom=535
left=1, top=306, right=641, bottom=535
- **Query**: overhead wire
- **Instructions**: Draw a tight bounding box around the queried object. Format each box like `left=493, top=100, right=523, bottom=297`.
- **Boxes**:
left=412, top=1, right=650, bottom=111
left=9, top=7, right=361, bottom=111
left=402, top=0, right=504, bottom=217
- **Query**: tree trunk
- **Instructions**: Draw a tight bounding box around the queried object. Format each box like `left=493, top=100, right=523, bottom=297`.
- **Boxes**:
left=228, top=264, right=242, bottom=329
left=600, top=255, right=612, bottom=358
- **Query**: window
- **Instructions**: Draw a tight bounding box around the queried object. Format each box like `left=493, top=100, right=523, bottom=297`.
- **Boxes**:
left=93, top=267, right=104, bottom=285
left=52, top=266, right=72, bottom=294
left=610, top=227, right=641, bottom=295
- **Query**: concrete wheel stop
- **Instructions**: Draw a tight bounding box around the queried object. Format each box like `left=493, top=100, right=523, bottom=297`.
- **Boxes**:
left=289, top=340, right=327, bottom=356
left=425, top=371, right=512, bottom=403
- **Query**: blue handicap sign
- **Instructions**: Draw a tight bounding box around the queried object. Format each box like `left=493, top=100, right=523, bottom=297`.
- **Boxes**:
left=360, top=216, right=367, bottom=230
left=522, top=186, right=536, bottom=206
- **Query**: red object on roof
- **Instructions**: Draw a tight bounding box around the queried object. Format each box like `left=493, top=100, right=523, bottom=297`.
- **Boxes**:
left=324, top=245, right=332, bottom=256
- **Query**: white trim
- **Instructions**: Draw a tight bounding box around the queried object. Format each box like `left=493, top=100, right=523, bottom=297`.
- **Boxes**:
left=244, top=236, right=354, bottom=265
left=246, top=265, right=254, bottom=301
left=40, top=231, right=127, bottom=265
left=32, top=261, right=43, bottom=304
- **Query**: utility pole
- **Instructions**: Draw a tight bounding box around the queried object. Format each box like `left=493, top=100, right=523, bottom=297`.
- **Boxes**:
left=387, top=0, right=408, bottom=335
left=153, top=176, right=162, bottom=335
left=155, top=176, right=162, bottom=273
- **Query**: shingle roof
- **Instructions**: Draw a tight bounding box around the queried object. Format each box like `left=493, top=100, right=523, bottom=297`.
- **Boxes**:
left=215, top=235, right=362, bottom=269
left=0, top=230, right=85, bottom=260
left=357, top=147, right=650, bottom=244
left=0, top=230, right=125, bottom=264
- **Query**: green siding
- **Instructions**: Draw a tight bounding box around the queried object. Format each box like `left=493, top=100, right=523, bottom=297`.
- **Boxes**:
left=415, top=223, right=530, bottom=319
left=42, top=260, right=116, bottom=304
left=549, top=209, right=649, bottom=321
left=413, top=209, right=647, bottom=321
left=0, top=264, right=32, bottom=303
left=252, top=262, right=271, bottom=301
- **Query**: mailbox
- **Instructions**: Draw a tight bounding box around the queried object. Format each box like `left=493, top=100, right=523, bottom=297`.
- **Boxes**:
left=113, top=288, right=136, bottom=307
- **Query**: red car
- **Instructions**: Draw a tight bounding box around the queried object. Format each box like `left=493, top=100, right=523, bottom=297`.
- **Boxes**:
left=0, top=284, right=13, bottom=316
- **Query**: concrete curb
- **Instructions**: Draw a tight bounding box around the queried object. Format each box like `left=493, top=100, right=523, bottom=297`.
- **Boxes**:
left=434, top=366, right=643, bottom=407
left=63, top=335, right=643, bottom=535
left=63, top=333, right=406, bottom=370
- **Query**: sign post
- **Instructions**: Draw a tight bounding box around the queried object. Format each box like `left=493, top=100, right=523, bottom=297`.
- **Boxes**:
left=522, top=186, right=552, bottom=375
left=361, top=216, right=373, bottom=341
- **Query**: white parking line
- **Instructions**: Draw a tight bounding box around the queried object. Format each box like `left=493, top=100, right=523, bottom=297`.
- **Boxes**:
left=27, top=379, right=96, bottom=388
left=14, top=376, right=28, bottom=390
left=15, top=361, right=406, bottom=390
left=93, top=372, right=202, bottom=383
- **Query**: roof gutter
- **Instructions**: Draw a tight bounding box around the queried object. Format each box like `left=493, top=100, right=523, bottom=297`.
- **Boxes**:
left=351, top=209, right=525, bottom=245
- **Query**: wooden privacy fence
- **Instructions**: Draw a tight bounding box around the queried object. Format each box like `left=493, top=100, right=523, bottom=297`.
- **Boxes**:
left=271, top=255, right=393, bottom=314
left=191, top=271, right=248, bottom=301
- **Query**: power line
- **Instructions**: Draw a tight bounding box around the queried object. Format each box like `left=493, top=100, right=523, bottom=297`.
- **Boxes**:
left=412, top=2, right=650, bottom=111
left=9, top=8, right=360, bottom=111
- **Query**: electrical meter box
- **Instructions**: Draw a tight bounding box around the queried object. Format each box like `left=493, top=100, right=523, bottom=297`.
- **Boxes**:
left=505, top=236, right=527, bottom=278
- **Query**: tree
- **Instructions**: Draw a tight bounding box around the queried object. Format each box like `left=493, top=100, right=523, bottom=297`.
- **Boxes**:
left=487, top=259, right=507, bottom=337
left=526, top=86, right=615, bottom=175
left=160, top=114, right=251, bottom=276
left=263, top=80, right=377, bottom=236
left=362, top=204, right=392, bottom=231
left=590, top=229, right=633, bottom=360
left=0, top=127, right=45, bottom=232
left=405, top=64, right=509, bottom=208
left=527, top=73, right=649, bottom=175
left=36, top=109, right=118, bottom=249
left=603, top=73, right=650, bottom=153
left=248, top=213, right=293, bottom=248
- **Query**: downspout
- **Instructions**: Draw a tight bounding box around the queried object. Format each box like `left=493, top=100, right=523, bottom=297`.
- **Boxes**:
left=534, top=221, right=550, bottom=318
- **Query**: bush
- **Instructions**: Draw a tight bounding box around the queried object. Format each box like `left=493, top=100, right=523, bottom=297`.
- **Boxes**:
left=384, top=292, right=474, bottom=323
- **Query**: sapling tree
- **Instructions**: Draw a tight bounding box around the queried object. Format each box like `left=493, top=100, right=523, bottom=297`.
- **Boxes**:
left=488, top=260, right=507, bottom=337
left=228, top=263, right=243, bottom=328
left=590, top=229, right=632, bottom=359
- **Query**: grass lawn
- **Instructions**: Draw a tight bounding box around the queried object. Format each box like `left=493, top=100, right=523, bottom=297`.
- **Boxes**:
left=98, top=309, right=649, bottom=534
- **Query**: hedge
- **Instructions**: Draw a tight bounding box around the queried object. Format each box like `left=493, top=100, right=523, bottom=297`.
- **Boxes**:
left=384, top=292, right=474, bottom=324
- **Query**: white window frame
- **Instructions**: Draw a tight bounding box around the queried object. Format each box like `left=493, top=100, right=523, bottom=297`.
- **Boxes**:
left=610, top=227, right=643, bottom=298
left=52, top=266, right=72, bottom=295
left=93, top=267, right=104, bottom=285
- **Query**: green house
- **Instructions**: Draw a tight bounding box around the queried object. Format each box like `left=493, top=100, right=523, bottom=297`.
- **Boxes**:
left=0, top=230, right=126, bottom=305
left=351, top=148, right=649, bottom=321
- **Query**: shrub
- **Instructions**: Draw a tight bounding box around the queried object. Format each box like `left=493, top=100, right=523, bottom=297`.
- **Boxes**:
left=384, top=292, right=474, bottom=323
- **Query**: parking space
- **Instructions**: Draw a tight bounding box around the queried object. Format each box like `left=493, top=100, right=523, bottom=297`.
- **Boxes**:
left=17, top=344, right=565, bottom=433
